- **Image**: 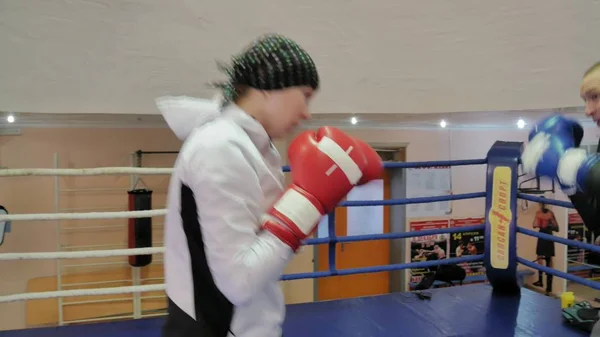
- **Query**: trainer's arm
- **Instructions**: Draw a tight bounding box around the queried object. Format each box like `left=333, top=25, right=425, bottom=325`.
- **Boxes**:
left=564, top=153, right=600, bottom=231
left=569, top=192, right=600, bottom=230
left=577, top=155, right=600, bottom=196
left=557, top=151, right=600, bottom=230
left=184, top=140, right=295, bottom=306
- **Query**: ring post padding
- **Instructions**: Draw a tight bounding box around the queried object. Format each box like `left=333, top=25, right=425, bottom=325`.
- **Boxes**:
left=484, top=141, right=521, bottom=294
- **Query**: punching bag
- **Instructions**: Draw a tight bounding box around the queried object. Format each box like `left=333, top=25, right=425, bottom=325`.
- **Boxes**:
left=128, top=189, right=153, bottom=267
left=0, top=206, right=10, bottom=246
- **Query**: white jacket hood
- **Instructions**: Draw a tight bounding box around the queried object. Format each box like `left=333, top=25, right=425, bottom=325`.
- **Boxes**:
left=156, top=94, right=224, bottom=140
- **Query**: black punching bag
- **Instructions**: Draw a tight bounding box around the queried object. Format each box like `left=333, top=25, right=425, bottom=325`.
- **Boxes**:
left=128, top=189, right=153, bottom=267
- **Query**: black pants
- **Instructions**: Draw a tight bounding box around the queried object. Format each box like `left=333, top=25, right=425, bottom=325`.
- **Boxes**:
left=536, top=238, right=555, bottom=257
left=162, top=298, right=222, bottom=337
left=536, top=256, right=553, bottom=293
left=162, top=298, right=284, bottom=337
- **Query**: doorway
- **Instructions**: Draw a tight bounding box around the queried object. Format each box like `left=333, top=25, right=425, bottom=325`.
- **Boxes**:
left=315, top=147, right=406, bottom=301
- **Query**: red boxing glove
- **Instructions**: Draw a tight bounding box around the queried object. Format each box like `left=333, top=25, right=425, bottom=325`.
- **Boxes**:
left=262, top=126, right=383, bottom=251
left=355, top=138, right=384, bottom=185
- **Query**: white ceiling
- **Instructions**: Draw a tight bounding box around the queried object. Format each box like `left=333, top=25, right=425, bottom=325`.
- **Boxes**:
left=0, top=1, right=599, bottom=116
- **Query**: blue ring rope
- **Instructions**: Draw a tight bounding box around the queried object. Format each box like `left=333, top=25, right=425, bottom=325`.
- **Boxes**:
left=517, top=193, right=574, bottom=209
left=340, top=192, right=485, bottom=207
left=282, top=155, right=489, bottom=284
left=273, top=144, right=600, bottom=289
left=370, top=158, right=487, bottom=169
left=281, top=255, right=484, bottom=281
left=278, top=157, right=488, bottom=283
left=303, top=224, right=485, bottom=245
left=517, top=226, right=600, bottom=255
left=518, top=257, right=600, bottom=291
left=281, top=158, right=487, bottom=172
left=517, top=193, right=600, bottom=288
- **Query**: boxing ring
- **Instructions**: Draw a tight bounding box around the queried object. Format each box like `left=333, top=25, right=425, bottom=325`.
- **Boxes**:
left=0, top=140, right=598, bottom=336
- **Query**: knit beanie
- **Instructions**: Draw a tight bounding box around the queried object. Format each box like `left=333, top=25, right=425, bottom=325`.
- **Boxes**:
left=213, top=33, right=320, bottom=103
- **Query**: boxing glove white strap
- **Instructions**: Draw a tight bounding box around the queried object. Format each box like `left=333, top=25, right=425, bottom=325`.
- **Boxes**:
left=317, top=137, right=363, bottom=185
left=520, top=132, right=551, bottom=175
left=557, top=148, right=587, bottom=187
left=270, top=187, right=324, bottom=236
left=262, top=187, right=327, bottom=251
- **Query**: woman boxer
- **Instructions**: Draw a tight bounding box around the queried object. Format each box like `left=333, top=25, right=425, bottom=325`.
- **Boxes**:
left=157, top=33, right=382, bottom=337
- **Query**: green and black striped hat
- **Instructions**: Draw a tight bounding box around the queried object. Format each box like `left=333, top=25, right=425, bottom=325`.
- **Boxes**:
left=215, top=33, right=320, bottom=102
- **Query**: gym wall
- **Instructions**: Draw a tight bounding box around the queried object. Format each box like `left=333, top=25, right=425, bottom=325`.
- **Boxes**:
left=0, top=127, right=289, bottom=330
left=1, top=124, right=598, bottom=330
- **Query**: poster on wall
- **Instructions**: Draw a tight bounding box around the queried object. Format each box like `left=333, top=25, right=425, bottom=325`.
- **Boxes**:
left=406, top=166, right=452, bottom=218
left=408, top=219, right=450, bottom=290
left=567, top=212, right=589, bottom=278
left=449, top=217, right=486, bottom=279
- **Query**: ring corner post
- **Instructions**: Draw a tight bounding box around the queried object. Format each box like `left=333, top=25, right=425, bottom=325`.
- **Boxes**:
left=484, top=141, right=522, bottom=295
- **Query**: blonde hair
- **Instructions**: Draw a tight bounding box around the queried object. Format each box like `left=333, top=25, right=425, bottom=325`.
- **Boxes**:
left=580, top=62, right=600, bottom=96
left=584, top=62, right=600, bottom=77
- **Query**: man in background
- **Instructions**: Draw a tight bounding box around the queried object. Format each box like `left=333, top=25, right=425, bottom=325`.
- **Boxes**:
left=532, top=199, right=559, bottom=295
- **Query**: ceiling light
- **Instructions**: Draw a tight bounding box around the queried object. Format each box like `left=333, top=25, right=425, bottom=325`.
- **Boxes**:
left=517, top=119, right=526, bottom=129
left=440, top=119, right=447, bottom=128
left=350, top=117, right=357, bottom=125
left=7, top=115, right=14, bottom=123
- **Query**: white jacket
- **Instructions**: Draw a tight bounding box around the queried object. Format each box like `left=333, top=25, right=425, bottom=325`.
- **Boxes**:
left=157, top=96, right=295, bottom=337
